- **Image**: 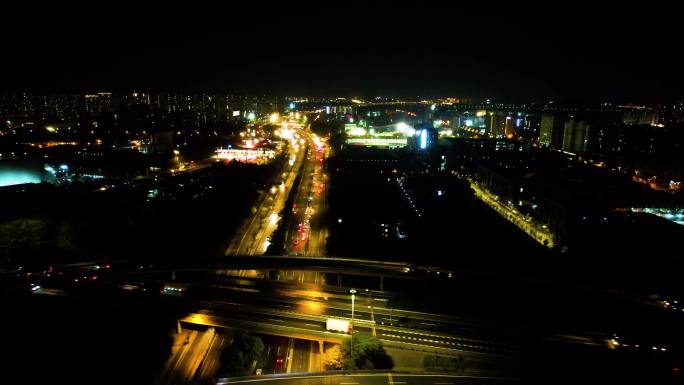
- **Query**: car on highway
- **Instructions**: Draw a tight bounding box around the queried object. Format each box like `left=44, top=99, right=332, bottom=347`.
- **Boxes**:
left=274, top=355, right=285, bottom=369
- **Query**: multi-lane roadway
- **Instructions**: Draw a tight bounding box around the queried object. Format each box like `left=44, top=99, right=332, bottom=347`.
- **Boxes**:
left=160, top=327, right=230, bottom=384
left=225, top=121, right=307, bottom=256
left=16, top=258, right=617, bottom=384
left=217, top=373, right=525, bottom=385
left=285, top=131, right=329, bottom=258
left=179, top=280, right=515, bottom=358
left=224, top=121, right=330, bottom=288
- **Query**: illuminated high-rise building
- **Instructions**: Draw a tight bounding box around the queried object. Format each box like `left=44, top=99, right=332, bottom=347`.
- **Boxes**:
left=504, top=116, right=517, bottom=138
left=562, top=119, right=591, bottom=154
left=84, top=92, right=112, bottom=116
left=539, top=114, right=565, bottom=148
left=487, top=112, right=507, bottom=137
left=664, top=101, right=684, bottom=124
left=621, top=106, right=659, bottom=126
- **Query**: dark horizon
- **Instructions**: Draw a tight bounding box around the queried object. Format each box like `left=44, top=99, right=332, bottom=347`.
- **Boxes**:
left=1, top=4, right=682, bottom=103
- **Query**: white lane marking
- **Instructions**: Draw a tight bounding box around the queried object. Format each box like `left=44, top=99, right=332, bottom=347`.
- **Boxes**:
left=268, top=319, right=285, bottom=322
left=219, top=373, right=511, bottom=384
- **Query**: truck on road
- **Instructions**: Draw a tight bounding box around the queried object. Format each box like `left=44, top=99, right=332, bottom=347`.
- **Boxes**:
left=326, top=319, right=351, bottom=333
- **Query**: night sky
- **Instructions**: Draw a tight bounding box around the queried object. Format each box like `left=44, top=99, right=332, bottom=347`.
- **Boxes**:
left=1, top=3, right=681, bottom=102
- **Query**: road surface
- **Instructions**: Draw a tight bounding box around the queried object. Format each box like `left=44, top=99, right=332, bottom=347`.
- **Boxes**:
left=160, top=327, right=217, bottom=384
left=285, top=129, right=329, bottom=258
left=181, top=303, right=510, bottom=358
left=217, top=372, right=526, bottom=385
left=260, top=335, right=290, bottom=374
left=196, top=331, right=231, bottom=381
left=225, top=122, right=307, bottom=256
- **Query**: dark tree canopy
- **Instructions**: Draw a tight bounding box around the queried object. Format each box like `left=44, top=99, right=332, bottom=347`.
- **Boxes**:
left=341, top=335, right=393, bottom=370
left=219, top=332, right=265, bottom=376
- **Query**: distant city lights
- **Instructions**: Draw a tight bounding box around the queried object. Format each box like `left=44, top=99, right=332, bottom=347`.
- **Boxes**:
left=631, top=208, right=684, bottom=226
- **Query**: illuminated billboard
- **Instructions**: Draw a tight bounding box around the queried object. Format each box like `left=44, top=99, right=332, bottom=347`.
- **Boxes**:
left=346, top=138, right=407, bottom=148
left=215, top=148, right=276, bottom=164
left=326, top=319, right=350, bottom=333
left=420, top=129, right=428, bottom=149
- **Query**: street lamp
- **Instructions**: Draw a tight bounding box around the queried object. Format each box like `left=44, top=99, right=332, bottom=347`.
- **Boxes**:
left=349, top=288, right=357, bottom=354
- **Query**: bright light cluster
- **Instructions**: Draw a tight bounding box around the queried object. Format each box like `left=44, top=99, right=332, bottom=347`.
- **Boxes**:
left=215, top=148, right=275, bottom=164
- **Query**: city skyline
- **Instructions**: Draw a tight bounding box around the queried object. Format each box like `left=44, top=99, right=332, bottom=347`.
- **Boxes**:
left=3, top=3, right=684, bottom=385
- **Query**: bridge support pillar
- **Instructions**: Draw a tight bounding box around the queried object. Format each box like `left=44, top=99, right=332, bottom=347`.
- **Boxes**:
left=318, top=340, right=324, bottom=371
left=177, top=319, right=182, bottom=334
left=171, top=271, right=176, bottom=281
left=380, top=275, right=384, bottom=291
